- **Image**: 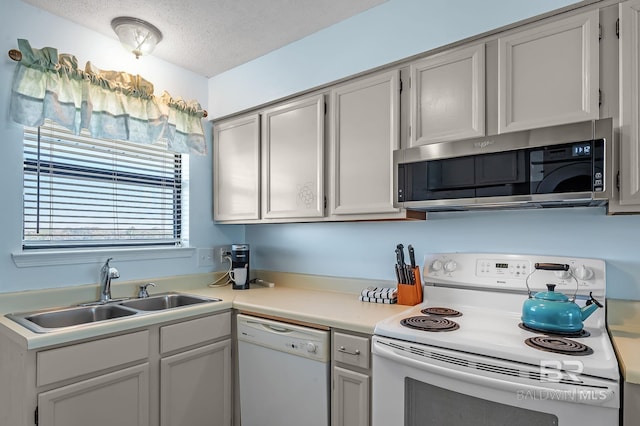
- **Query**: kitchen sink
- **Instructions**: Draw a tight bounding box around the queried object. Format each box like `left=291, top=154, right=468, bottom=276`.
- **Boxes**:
left=5, top=292, right=222, bottom=333
left=7, top=304, right=137, bottom=333
left=118, top=293, right=220, bottom=311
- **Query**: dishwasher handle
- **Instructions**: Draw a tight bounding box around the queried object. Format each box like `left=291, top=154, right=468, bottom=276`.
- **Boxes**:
left=245, top=319, right=294, bottom=334
left=264, top=323, right=292, bottom=333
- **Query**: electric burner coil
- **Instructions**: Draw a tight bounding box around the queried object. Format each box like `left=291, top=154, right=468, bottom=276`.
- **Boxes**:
left=400, top=316, right=460, bottom=332
left=421, top=307, right=462, bottom=317
left=518, top=322, right=590, bottom=338
left=524, top=336, right=593, bottom=356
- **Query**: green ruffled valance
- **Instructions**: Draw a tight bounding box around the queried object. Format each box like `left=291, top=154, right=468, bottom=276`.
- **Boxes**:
left=9, top=39, right=206, bottom=155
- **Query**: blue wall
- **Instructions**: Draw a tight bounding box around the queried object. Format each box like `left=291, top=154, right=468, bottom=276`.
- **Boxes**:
left=208, top=0, right=582, bottom=117
left=0, top=0, right=243, bottom=293
left=209, top=0, right=640, bottom=301
left=245, top=208, right=640, bottom=300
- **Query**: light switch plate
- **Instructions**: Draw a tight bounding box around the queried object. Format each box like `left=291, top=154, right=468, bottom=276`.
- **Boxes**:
left=197, top=248, right=215, bottom=267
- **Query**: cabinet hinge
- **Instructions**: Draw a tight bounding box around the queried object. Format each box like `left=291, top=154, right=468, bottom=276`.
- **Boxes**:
left=399, top=78, right=403, bottom=93
left=599, top=89, right=602, bottom=108
left=35, top=406, right=38, bottom=425
left=616, top=18, right=620, bottom=39
left=617, top=171, right=620, bottom=191
left=324, top=102, right=327, bottom=115
left=324, top=196, right=327, bottom=209
left=599, top=23, right=602, bottom=41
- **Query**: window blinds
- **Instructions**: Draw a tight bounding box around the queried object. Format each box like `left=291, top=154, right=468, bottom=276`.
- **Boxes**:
left=23, top=120, right=184, bottom=249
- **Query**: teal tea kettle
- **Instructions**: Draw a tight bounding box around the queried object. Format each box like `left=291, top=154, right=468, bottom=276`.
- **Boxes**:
left=521, top=263, right=603, bottom=334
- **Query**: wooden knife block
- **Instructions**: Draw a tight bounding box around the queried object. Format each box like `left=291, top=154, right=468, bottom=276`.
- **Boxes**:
left=397, top=267, right=423, bottom=306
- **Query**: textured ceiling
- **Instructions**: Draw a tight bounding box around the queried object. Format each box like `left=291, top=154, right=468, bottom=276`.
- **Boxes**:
left=21, top=0, right=387, bottom=78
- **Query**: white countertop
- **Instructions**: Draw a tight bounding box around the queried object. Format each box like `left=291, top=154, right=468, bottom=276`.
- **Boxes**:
left=0, top=271, right=410, bottom=350
left=2, top=271, right=638, bottom=385
left=608, top=299, right=640, bottom=384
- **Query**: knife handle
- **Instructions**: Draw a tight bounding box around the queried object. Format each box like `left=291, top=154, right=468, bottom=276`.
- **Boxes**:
left=408, top=245, right=416, bottom=268
left=395, top=248, right=403, bottom=266
left=406, top=265, right=415, bottom=284
left=397, top=244, right=405, bottom=265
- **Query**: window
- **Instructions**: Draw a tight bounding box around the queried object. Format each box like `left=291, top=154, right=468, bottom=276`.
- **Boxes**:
left=23, top=120, right=187, bottom=250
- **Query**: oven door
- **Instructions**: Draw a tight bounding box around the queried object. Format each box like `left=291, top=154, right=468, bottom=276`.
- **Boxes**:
left=372, top=336, right=619, bottom=426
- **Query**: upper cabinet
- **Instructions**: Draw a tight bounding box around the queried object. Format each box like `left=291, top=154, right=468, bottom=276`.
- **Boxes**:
left=497, top=10, right=600, bottom=133
left=613, top=0, right=640, bottom=211
left=212, top=4, right=621, bottom=222
left=409, top=44, right=485, bottom=147
left=213, top=114, right=260, bottom=221
left=329, top=70, right=401, bottom=216
left=262, top=94, right=325, bottom=219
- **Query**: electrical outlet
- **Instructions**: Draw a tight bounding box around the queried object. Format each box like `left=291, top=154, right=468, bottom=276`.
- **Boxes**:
left=218, top=246, right=231, bottom=263
left=197, top=248, right=215, bottom=267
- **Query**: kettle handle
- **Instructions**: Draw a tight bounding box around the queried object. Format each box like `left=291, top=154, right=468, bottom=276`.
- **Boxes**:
left=526, top=263, right=574, bottom=299
left=534, top=263, right=569, bottom=271
left=586, top=292, right=604, bottom=308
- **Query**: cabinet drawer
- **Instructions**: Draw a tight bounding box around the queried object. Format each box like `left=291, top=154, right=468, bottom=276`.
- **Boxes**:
left=333, top=332, right=370, bottom=369
left=37, top=330, right=149, bottom=387
left=160, top=311, right=231, bottom=354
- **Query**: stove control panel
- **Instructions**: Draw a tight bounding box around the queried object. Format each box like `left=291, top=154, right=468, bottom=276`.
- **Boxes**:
left=423, top=253, right=605, bottom=297
left=476, top=258, right=531, bottom=278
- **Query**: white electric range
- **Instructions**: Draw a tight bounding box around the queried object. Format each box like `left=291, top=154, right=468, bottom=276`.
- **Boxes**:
left=372, top=253, right=620, bottom=426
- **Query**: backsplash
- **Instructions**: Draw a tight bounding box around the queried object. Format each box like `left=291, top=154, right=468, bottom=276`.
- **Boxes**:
left=245, top=207, right=640, bottom=301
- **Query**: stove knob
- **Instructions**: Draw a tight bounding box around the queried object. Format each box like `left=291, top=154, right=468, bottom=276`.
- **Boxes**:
left=306, top=342, right=317, bottom=353
left=444, top=260, right=457, bottom=273
left=574, top=265, right=593, bottom=280
left=431, top=260, right=443, bottom=272
left=554, top=270, right=572, bottom=280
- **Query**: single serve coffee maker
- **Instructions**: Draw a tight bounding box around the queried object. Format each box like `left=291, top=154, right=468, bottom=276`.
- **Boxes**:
left=230, top=244, right=250, bottom=290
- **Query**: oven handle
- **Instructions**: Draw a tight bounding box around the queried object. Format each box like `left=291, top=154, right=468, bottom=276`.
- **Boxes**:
left=373, top=339, right=618, bottom=407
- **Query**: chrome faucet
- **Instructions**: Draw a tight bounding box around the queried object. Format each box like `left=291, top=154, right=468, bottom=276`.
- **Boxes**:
left=99, top=258, right=120, bottom=303
left=137, top=282, right=156, bottom=298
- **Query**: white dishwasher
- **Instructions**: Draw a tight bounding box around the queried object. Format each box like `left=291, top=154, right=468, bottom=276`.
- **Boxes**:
left=236, top=314, right=330, bottom=426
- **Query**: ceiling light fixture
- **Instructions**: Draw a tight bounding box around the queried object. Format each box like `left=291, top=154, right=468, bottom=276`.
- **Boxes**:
left=111, top=17, right=163, bottom=59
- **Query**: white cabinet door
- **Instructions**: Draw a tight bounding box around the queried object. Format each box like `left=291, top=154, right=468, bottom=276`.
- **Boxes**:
left=410, top=43, right=485, bottom=146
left=617, top=0, right=640, bottom=208
left=332, top=366, right=370, bottom=426
left=262, top=94, right=325, bottom=219
left=38, top=364, right=149, bottom=426
left=498, top=10, right=599, bottom=133
left=213, top=114, right=260, bottom=221
left=329, top=70, right=400, bottom=215
left=160, top=339, right=232, bottom=426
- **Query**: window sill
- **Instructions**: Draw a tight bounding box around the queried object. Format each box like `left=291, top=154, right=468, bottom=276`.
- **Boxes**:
left=11, top=246, right=196, bottom=268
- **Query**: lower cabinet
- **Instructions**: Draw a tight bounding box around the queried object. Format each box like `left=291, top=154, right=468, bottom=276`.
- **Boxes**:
left=333, top=366, right=370, bottom=426
left=331, top=330, right=371, bottom=426
left=159, top=313, right=232, bottom=426
left=0, top=311, right=233, bottom=426
left=160, top=340, right=232, bottom=426
left=35, top=330, right=151, bottom=426
left=38, top=364, right=150, bottom=426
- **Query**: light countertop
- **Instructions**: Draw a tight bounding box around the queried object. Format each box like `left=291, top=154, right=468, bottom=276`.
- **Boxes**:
left=608, top=299, right=640, bottom=384
left=4, top=271, right=637, bottom=385
left=0, top=271, right=410, bottom=350
left=231, top=285, right=409, bottom=332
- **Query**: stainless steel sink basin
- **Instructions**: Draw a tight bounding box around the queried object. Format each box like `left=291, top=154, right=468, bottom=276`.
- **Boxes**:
left=7, top=304, right=137, bottom=333
left=5, top=292, right=222, bottom=333
left=118, top=293, right=220, bottom=311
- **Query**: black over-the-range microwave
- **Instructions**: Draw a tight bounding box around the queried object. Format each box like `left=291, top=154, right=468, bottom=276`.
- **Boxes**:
left=394, top=118, right=614, bottom=211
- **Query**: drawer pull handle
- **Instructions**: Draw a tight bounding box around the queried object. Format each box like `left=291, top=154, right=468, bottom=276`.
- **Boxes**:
left=338, top=346, right=360, bottom=356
